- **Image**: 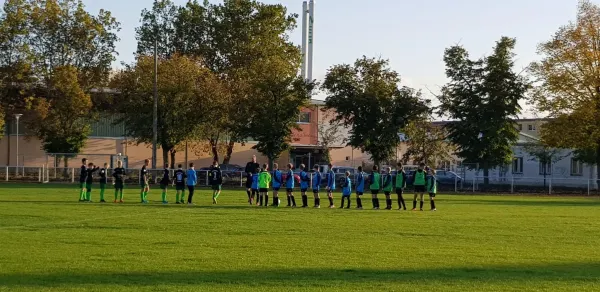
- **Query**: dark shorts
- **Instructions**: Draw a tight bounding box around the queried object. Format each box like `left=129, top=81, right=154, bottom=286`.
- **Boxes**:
left=286, top=188, right=294, bottom=193
left=79, top=182, right=85, bottom=189
left=160, top=184, right=168, bottom=190
left=259, top=188, right=268, bottom=192
left=429, top=193, right=436, bottom=198
left=140, top=182, right=149, bottom=189
left=384, top=191, right=391, bottom=196
left=301, top=188, right=307, bottom=193
left=356, top=191, right=364, bottom=196
left=370, top=190, right=379, bottom=195
left=114, top=181, right=124, bottom=190
left=312, top=189, right=319, bottom=194
left=415, top=185, right=426, bottom=193
left=212, top=184, right=222, bottom=191
left=273, top=187, right=280, bottom=191
left=85, top=183, right=92, bottom=191
left=245, top=178, right=253, bottom=188
left=100, top=182, right=107, bottom=189
left=176, top=184, right=185, bottom=191
left=252, top=188, right=259, bottom=193
left=396, top=189, right=404, bottom=195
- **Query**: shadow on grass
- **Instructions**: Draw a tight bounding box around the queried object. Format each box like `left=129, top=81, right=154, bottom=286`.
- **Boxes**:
left=1, top=263, right=599, bottom=287
left=448, top=198, right=600, bottom=207
left=0, top=200, right=274, bottom=210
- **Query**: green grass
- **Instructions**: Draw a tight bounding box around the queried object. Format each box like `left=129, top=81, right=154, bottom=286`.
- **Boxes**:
left=1, top=184, right=600, bottom=291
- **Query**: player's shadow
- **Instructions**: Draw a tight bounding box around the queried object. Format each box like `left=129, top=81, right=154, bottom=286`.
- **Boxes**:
left=449, top=198, right=600, bottom=207
left=0, top=262, right=599, bottom=288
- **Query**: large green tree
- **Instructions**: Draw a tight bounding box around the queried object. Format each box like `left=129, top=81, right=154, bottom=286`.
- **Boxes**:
left=439, top=37, right=528, bottom=184
left=25, top=66, right=92, bottom=166
left=113, top=55, right=225, bottom=167
left=0, top=0, right=119, bottom=154
left=249, top=76, right=314, bottom=164
left=135, top=0, right=300, bottom=164
left=322, top=56, right=430, bottom=166
left=529, top=0, right=600, bottom=180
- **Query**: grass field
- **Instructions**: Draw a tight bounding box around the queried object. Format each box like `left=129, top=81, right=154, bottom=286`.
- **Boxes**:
left=1, top=184, right=600, bottom=291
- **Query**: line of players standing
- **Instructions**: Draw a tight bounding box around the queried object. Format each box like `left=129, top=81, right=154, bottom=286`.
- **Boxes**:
left=243, top=156, right=438, bottom=211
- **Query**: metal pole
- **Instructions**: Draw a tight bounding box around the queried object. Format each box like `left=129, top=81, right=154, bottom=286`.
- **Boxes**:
left=300, top=1, right=308, bottom=81
left=15, top=114, right=22, bottom=175
left=152, top=38, right=158, bottom=170
left=588, top=179, right=590, bottom=196
left=511, top=176, right=514, bottom=194
left=307, top=0, right=315, bottom=81
left=240, top=171, right=243, bottom=187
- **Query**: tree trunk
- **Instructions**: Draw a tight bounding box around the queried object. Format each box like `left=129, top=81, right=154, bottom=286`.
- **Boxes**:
left=482, top=164, right=489, bottom=187
left=596, top=143, right=600, bottom=187
left=210, top=138, right=219, bottom=163
left=169, top=149, right=176, bottom=169
left=223, top=140, right=235, bottom=164
left=162, top=147, right=169, bottom=169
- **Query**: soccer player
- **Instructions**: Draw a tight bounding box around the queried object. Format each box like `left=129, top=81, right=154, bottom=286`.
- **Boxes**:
left=312, top=164, right=322, bottom=208
left=325, top=163, right=336, bottom=208
left=160, top=163, right=170, bottom=204
left=186, top=163, right=197, bottom=205
left=369, top=165, right=381, bottom=210
left=258, top=164, right=272, bottom=207
left=112, top=160, right=125, bottom=203
left=209, top=160, right=223, bottom=205
left=98, top=163, right=108, bottom=203
left=382, top=167, right=394, bottom=210
left=78, top=158, right=88, bottom=201
left=427, top=169, right=438, bottom=211
left=285, top=163, right=296, bottom=207
left=251, top=169, right=259, bottom=205
left=299, top=164, right=310, bottom=208
left=395, top=162, right=408, bottom=210
left=272, top=163, right=282, bottom=207
left=340, top=171, right=352, bottom=209
left=244, top=155, right=260, bottom=204
left=355, top=166, right=366, bottom=209
left=84, top=162, right=99, bottom=202
left=140, top=159, right=150, bottom=204
left=412, top=163, right=427, bottom=211
left=173, top=164, right=186, bottom=204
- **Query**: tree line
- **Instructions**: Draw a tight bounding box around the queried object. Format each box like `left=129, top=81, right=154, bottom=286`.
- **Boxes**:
left=1, top=0, right=599, bottom=181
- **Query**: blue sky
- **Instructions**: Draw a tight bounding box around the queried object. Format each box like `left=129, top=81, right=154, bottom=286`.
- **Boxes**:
left=83, top=0, right=582, bottom=115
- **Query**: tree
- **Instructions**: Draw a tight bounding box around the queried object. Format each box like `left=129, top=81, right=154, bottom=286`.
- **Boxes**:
left=0, top=0, right=119, bottom=156
left=529, top=0, right=600, bottom=182
left=135, top=0, right=300, bottom=164
left=322, top=56, right=430, bottom=166
left=439, top=37, right=528, bottom=185
left=317, top=109, right=346, bottom=163
left=25, top=66, right=92, bottom=166
left=402, top=120, right=454, bottom=166
left=135, top=0, right=179, bottom=58
left=112, top=55, right=225, bottom=167
left=248, top=76, right=314, bottom=164
left=523, top=142, right=570, bottom=188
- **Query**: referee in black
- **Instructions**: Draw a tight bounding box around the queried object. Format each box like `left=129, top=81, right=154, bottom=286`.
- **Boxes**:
left=245, top=155, right=260, bottom=204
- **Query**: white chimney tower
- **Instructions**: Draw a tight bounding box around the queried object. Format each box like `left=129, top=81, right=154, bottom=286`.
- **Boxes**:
left=301, top=1, right=308, bottom=80
left=307, top=0, right=315, bottom=82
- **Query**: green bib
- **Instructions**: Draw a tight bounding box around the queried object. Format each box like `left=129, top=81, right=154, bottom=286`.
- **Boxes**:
left=395, top=172, right=405, bottom=188
left=370, top=173, right=381, bottom=190
left=414, top=170, right=426, bottom=186
left=427, top=176, right=437, bottom=193
left=383, top=175, right=393, bottom=192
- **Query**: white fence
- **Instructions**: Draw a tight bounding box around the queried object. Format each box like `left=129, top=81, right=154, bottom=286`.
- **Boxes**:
left=1, top=166, right=600, bottom=195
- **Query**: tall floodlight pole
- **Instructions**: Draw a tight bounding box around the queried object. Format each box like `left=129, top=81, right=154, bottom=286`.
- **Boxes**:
left=307, top=0, right=315, bottom=82
left=15, top=114, right=22, bottom=175
left=301, top=1, right=308, bottom=80
left=152, top=37, right=158, bottom=170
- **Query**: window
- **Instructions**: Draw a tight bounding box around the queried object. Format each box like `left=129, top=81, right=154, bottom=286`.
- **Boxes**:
left=512, top=157, right=523, bottom=174
left=538, top=162, right=552, bottom=175
left=518, top=124, right=523, bottom=131
left=528, top=124, right=536, bottom=131
left=297, top=112, right=311, bottom=123
left=571, top=159, right=584, bottom=176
